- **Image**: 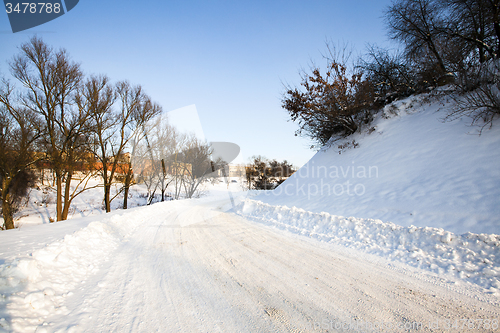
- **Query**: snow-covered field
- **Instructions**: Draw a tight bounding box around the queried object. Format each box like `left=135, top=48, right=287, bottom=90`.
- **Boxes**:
left=1, top=92, right=499, bottom=332
left=9, top=179, right=152, bottom=230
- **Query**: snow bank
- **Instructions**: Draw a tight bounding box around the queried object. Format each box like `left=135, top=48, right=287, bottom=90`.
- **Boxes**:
left=238, top=199, right=500, bottom=293
left=0, top=195, right=233, bottom=333
left=0, top=220, right=122, bottom=332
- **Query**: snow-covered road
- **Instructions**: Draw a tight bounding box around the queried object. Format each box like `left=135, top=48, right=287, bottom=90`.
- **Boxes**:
left=2, top=196, right=500, bottom=332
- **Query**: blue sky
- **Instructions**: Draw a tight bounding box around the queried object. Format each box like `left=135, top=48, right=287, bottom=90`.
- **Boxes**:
left=1, top=0, right=395, bottom=167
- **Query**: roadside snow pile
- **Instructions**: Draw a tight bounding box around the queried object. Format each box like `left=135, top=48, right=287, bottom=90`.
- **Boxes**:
left=238, top=199, right=500, bottom=293
left=0, top=220, right=122, bottom=332
left=0, top=195, right=229, bottom=333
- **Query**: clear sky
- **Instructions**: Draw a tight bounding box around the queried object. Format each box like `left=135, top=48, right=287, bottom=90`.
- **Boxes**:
left=1, top=0, right=395, bottom=167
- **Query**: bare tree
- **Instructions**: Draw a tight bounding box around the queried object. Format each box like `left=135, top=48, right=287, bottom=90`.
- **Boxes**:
left=445, top=61, right=500, bottom=130
left=133, top=119, right=200, bottom=203
left=438, top=0, right=499, bottom=63
left=383, top=0, right=500, bottom=131
left=10, top=36, right=85, bottom=221
left=87, top=78, right=125, bottom=213
left=385, top=0, right=448, bottom=75
left=361, top=45, right=417, bottom=104
left=89, top=79, right=160, bottom=212
left=158, top=130, right=191, bottom=201
left=146, top=114, right=182, bottom=203
left=134, top=138, right=161, bottom=204
left=121, top=94, right=161, bottom=209
left=178, top=136, right=213, bottom=199
left=0, top=79, right=40, bottom=229
left=79, top=74, right=116, bottom=213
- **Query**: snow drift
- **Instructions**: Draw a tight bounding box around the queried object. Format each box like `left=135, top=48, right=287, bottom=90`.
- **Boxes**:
left=0, top=206, right=151, bottom=332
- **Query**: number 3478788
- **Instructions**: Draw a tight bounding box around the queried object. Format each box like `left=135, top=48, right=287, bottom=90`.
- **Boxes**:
left=5, top=3, right=61, bottom=14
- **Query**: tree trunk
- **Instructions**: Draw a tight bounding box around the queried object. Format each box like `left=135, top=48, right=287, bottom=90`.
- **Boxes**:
left=101, top=160, right=112, bottom=213
left=61, top=169, right=73, bottom=220
left=56, top=173, right=63, bottom=221
left=1, top=179, right=14, bottom=230
left=161, top=159, right=166, bottom=202
left=427, top=38, right=447, bottom=73
left=123, top=173, right=130, bottom=210
left=123, top=162, right=133, bottom=209
left=104, top=183, right=111, bottom=213
left=123, top=186, right=129, bottom=209
left=2, top=198, right=14, bottom=230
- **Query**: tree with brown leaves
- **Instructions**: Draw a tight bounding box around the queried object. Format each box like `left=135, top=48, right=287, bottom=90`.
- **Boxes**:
left=282, top=48, right=375, bottom=148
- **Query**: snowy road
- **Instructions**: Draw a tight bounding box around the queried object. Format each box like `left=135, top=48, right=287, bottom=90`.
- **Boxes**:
left=5, top=196, right=500, bottom=332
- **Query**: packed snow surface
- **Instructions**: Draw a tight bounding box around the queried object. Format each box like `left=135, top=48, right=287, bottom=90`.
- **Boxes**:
left=255, top=93, right=500, bottom=235
left=1, top=192, right=499, bottom=332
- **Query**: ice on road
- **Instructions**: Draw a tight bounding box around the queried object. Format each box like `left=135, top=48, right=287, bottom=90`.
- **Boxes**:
left=4, top=196, right=499, bottom=332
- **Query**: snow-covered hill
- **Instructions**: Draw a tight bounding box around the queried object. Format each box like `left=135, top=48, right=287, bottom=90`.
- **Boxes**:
left=254, top=92, right=500, bottom=235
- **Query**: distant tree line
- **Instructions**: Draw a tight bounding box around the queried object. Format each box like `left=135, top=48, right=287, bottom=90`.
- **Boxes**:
left=283, top=0, right=500, bottom=147
left=0, top=37, right=214, bottom=230
left=246, top=156, right=296, bottom=190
